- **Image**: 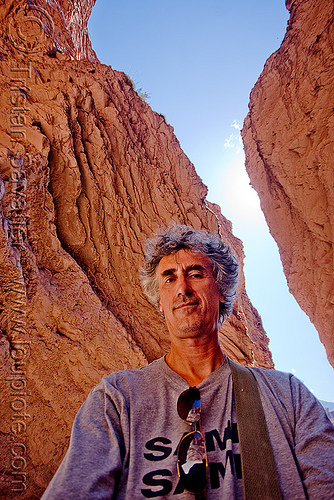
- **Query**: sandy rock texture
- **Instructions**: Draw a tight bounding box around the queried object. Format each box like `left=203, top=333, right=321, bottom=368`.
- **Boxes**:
left=242, top=0, right=334, bottom=367
left=0, top=1, right=273, bottom=498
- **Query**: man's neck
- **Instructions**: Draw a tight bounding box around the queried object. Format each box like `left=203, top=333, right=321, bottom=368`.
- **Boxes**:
left=165, top=340, right=225, bottom=386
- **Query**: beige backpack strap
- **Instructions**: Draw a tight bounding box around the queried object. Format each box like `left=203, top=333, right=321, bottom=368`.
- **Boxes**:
left=228, top=358, right=282, bottom=500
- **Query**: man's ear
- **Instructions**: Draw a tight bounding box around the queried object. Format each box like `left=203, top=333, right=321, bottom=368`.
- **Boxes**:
left=219, top=295, right=225, bottom=304
left=159, top=301, right=165, bottom=318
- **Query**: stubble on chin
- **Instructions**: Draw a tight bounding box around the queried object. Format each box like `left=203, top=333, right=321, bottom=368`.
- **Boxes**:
left=168, top=314, right=208, bottom=339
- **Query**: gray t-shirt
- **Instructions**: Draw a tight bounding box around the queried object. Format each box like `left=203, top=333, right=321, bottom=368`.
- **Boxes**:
left=42, top=357, right=334, bottom=499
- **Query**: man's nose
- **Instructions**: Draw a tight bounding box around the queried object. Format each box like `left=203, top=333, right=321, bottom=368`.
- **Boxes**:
left=176, top=275, right=192, bottom=296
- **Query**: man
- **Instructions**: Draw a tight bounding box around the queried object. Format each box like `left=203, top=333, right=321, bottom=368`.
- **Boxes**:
left=42, top=225, right=334, bottom=499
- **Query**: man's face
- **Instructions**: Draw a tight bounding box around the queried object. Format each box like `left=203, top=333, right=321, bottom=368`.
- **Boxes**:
left=157, top=249, right=224, bottom=340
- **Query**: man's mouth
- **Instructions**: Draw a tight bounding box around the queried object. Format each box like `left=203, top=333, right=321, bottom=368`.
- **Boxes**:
left=173, top=301, right=199, bottom=311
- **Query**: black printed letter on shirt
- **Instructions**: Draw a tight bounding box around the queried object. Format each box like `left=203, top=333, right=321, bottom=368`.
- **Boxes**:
left=141, top=470, right=173, bottom=498
left=144, top=437, right=173, bottom=461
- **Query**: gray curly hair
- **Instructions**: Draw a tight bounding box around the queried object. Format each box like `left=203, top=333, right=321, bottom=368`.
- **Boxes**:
left=140, top=225, right=239, bottom=323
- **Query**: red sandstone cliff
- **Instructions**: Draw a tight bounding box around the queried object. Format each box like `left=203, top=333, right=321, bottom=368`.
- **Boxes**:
left=0, top=1, right=272, bottom=497
left=242, top=0, right=334, bottom=367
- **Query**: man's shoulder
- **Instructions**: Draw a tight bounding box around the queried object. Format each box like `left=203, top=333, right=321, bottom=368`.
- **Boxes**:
left=247, top=365, right=320, bottom=409
left=228, top=361, right=294, bottom=389
left=93, top=356, right=166, bottom=394
left=248, top=365, right=297, bottom=394
left=249, top=365, right=293, bottom=382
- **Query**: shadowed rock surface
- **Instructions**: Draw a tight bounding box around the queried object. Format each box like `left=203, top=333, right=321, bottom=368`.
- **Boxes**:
left=0, top=1, right=273, bottom=497
left=242, top=0, right=334, bottom=367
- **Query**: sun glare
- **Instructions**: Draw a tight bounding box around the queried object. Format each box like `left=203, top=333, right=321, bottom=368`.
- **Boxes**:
left=219, top=152, right=265, bottom=226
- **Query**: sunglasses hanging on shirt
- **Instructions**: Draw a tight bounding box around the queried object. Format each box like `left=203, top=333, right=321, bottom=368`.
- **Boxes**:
left=176, top=387, right=207, bottom=500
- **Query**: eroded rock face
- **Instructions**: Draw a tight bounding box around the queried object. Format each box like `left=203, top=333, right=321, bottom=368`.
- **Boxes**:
left=242, top=0, right=334, bottom=367
left=0, top=1, right=272, bottom=497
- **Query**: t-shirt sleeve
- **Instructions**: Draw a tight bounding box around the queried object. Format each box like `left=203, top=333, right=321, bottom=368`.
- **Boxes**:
left=41, top=383, right=126, bottom=499
left=291, top=375, right=334, bottom=499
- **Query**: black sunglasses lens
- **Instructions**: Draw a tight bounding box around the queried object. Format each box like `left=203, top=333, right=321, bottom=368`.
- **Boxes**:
left=177, top=386, right=201, bottom=422
left=177, top=431, right=207, bottom=493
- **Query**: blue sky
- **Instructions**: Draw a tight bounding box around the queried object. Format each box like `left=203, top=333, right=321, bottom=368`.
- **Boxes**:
left=88, top=0, right=334, bottom=402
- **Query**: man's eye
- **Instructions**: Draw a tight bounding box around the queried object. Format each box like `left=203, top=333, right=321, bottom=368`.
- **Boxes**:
left=165, top=277, right=175, bottom=284
left=189, top=273, right=202, bottom=278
